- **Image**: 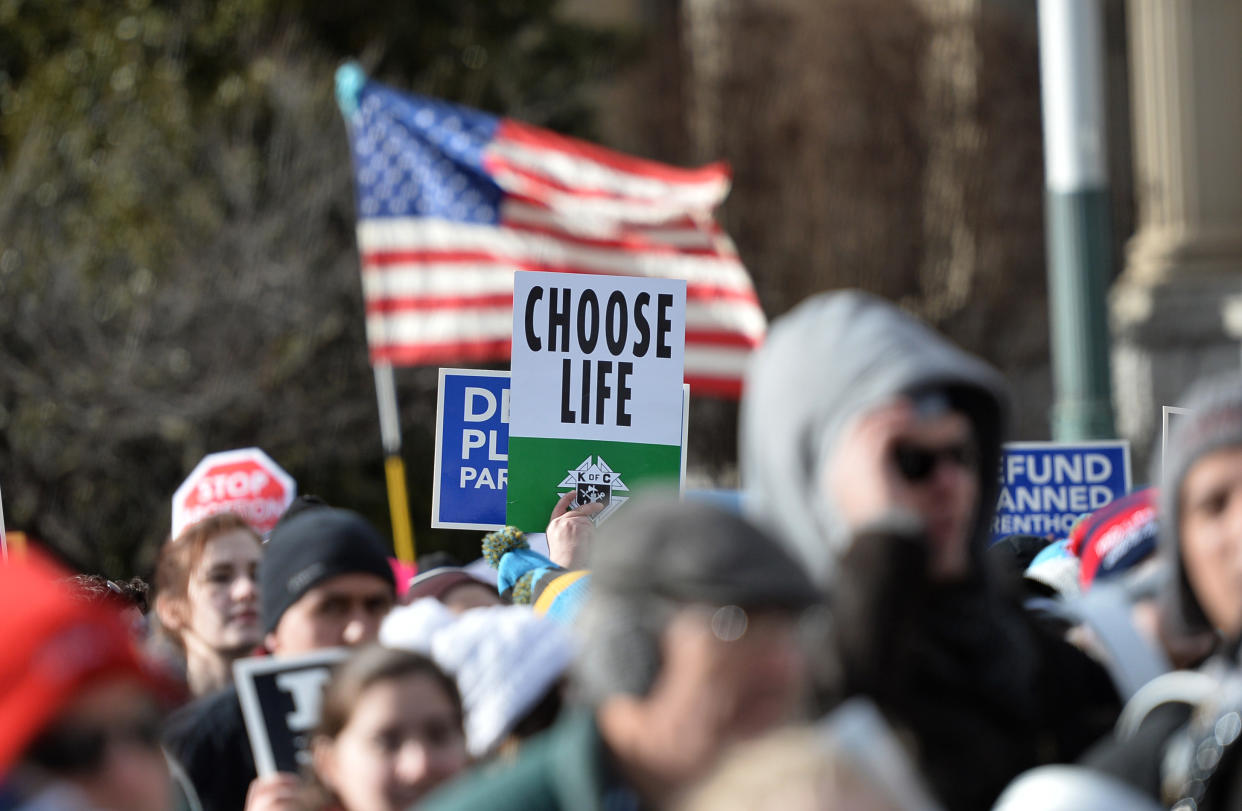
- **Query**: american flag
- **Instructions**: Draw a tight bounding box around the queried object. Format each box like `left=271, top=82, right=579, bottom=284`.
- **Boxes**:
left=342, top=78, right=765, bottom=398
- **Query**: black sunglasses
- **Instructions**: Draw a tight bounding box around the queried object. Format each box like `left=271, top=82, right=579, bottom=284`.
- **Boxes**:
left=893, top=441, right=977, bottom=483
left=25, top=712, right=162, bottom=775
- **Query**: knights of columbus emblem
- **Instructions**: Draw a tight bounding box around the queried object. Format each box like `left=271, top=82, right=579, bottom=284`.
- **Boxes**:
left=558, top=456, right=629, bottom=524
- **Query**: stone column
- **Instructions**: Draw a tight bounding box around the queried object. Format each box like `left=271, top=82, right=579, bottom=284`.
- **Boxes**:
left=1112, top=0, right=1242, bottom=474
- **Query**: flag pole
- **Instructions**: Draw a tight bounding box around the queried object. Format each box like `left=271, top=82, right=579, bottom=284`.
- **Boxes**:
left=374, top=362, right=417, bottom=563
left=337, top=63, right=416, bottom=563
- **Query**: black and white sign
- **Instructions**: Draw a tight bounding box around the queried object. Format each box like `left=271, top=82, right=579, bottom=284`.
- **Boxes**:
left=510, top=270, right=686, bottom=445
left=234, top=648, right=348, bottom=776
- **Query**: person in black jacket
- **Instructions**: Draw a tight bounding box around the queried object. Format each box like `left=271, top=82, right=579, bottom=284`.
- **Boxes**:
left=162, top=506, right=396, bottom=811
left=739, top=290, right=1121, bottom=810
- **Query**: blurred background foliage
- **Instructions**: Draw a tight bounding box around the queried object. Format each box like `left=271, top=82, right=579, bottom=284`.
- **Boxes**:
left=0, top=0, right=629, bottom=574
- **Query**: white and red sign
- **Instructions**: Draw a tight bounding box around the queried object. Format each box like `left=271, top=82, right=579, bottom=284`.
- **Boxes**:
left=172, top=448, right=296, bottom=540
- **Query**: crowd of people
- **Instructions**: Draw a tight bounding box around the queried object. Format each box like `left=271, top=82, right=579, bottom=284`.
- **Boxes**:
left=5, top=289, right=1242, bottom=810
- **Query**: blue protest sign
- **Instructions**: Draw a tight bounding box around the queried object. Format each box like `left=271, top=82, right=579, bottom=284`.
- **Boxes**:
left=992, top=440, right=1131, bottom=543
left=431, top=369, right=510, bottom=530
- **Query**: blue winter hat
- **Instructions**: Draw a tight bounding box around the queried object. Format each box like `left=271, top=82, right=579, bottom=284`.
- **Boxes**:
left=1029, top=537, right=1075, bottom=568
left=481, top=527, right=591, bottom=624
left=1023, top=538, right=1082, bottom=598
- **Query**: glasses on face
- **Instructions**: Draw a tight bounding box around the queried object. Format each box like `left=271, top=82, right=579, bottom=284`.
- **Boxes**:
left=893, top=441, right=977, bottom=483
left=25, top=711, right=162, bottom=775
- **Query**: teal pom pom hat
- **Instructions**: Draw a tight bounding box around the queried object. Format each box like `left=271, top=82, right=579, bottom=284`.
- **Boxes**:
left=481, top=527, right=591, bottom=623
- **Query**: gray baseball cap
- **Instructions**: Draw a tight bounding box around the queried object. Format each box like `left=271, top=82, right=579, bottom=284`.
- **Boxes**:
left=589, top=492, right=822, bottom=610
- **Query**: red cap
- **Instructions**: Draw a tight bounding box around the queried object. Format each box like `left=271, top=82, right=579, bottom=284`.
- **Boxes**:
left=0, top=552, right=156, bottom=777
left=1074, top=488, right=1159, bottom=591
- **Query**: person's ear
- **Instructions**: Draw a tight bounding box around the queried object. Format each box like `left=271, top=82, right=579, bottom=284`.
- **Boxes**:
left=154, top=593, right=186, bottom=634
left=264, top=630, right=280, bottom=655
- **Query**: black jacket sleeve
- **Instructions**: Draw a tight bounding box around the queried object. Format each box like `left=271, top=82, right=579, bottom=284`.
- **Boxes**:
left=832, top=514, right=930, bottom=701
left=162, top=686, right=258, bottom=811
left=829, top=516, right=1122, bottom=811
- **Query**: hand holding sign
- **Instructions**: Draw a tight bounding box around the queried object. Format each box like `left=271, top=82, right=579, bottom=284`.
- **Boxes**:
left=244, top=773, right=309, bottom=811
left=546, top=490, right=604, bottom=569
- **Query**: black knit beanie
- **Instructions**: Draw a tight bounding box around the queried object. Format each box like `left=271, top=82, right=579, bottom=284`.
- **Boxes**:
left=260, top=508, right=395, bottom=635
left=1158, top=372, right=1242, bottom=636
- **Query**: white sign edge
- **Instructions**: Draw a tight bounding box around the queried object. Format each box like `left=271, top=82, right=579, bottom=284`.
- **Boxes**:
left=1001, top=439, right=1132, bottom=450
left=430, top=368, right=450, bottom=529
left=679, top=383, right=689, bottom=494
left=0, top=481, right=7, bottom=562
left=1162, top=405, right=1193, bottom=481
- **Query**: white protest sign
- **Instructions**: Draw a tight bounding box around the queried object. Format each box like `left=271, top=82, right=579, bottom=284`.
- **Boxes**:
left=506, top=271, right=687, bottom=531
left=234, top=648, right=348, bottom=776
left=509, top=271, right=686, bottom=445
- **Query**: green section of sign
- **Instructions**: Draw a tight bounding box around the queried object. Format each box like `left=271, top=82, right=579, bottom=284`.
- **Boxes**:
left=506, top=436, right=682, bottom=532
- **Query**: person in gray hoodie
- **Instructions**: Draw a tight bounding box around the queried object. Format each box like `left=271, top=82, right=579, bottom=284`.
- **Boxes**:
left=740, top=290, right=1119, bottom=811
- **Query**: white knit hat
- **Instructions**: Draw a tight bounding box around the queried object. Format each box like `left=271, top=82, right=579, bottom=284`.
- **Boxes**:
left=380, top=600, right=575, bottom=757
left=378, top=597, right=459, bottom=651
left=1023, top=539, right=1082, bottom=599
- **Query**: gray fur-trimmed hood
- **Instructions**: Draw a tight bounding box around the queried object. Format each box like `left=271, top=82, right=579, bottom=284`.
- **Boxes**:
left=739, top=290, right=1009, bottom=588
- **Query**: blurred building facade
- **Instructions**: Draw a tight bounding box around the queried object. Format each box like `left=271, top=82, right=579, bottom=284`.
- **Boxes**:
left=570, top=0, right=1242, bottom=479
left=1112, top=0, right=1242, bottom=462
left=568, top=0, right=1103, bottom=459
